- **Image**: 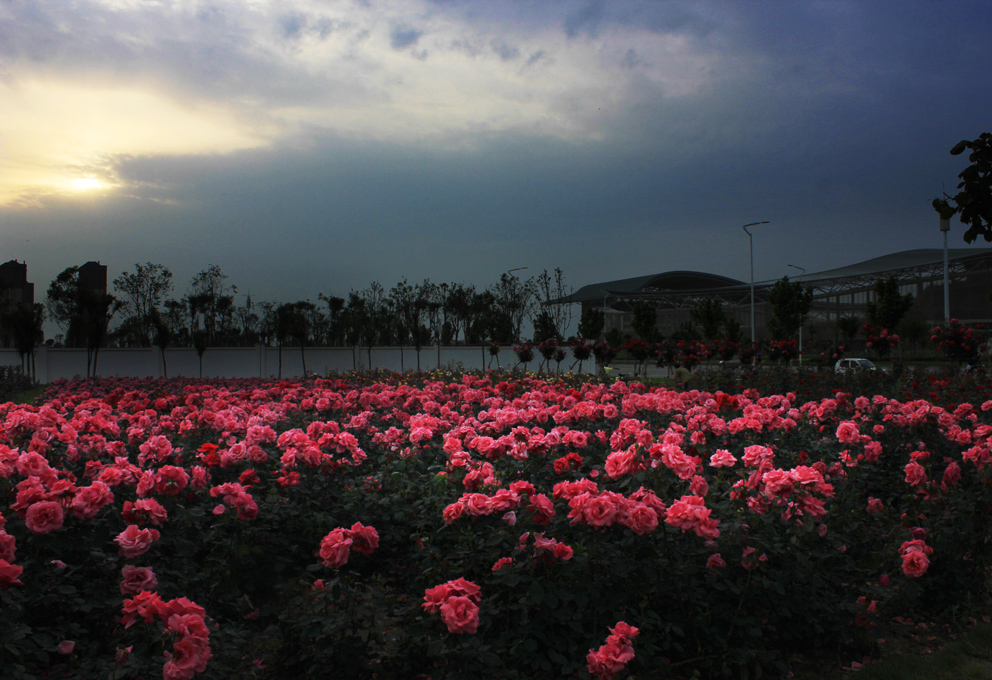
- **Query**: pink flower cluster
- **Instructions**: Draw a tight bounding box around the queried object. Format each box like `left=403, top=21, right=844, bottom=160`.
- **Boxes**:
left=899, top=534, right=933, bottom=578
left=318, top=522, right=379, bottom=568
left=587, top=621, right=639, bottom=680
left=423, top=577, right=481, bottom=634
left=121, top=592, right=211, bottom=680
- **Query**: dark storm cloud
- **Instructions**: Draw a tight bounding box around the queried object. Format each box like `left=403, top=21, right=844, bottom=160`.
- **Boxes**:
left=3, top=0, right=992, bottom=319
left=390, top=25, right=423, bottom=50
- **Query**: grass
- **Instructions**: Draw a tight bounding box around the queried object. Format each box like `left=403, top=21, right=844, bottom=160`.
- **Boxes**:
left=789, top=618, right=992, bottom=680
left=8, top=384, right=46, bottom=405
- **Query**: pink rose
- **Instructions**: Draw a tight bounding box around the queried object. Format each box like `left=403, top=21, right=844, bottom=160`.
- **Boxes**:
left=120, top=565, right=158, bottom=596
left=25, top=501, right=65, bottom=535
left=57, top=640, right=75, bottom=655
left=622, top=504, right=658, bottom=535
left=69, top=481, right=114, bottom=521
left=0, top=559, right=24, bottom=589
left=527, top=493, right=555, bottom=525
left=123, top=498, right=169, bottom=526
left=345, top=522, right=379, bottom=555
left=115, top=525, right=161, bottom=558
left=901, top=549, right=930, bottom=578
left=154, top=466, right=189, bottom=495
left=442, top=502, right=465, bottom=524
left=318, top=529, right=352, bottom=568
left=582, top=494, right=620, bottom=528
left=904, top=461, right=927, bottom=487
left=762, top=469, right=795, bottom=498
left=708, top=449, right=737, bottom=468
left=463, top=493, right=493, bottom=517
left=706, top=553, right=726, bottom=569
left=0, top=530, right=15, bottom=563
left=835, top=421, right=860, bottom=444
left=423, top=583, right=452, bottom=613
left=439, top=595, right=479, bottom=634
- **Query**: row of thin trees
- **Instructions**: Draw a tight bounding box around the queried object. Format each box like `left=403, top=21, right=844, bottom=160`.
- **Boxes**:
left=0, top=263, right=576, bottom=378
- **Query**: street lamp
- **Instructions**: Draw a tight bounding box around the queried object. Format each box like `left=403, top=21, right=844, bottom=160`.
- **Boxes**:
left=940, top=216, right=950, bottom=323
left=742, top=221, right=770, bottom=350
left=787, top=264, right=806, bottom=365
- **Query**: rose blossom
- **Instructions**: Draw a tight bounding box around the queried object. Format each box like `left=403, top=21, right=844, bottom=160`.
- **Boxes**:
left=0, top=559, right=24, bottom=589
left=904, top=461, right=927, bottom=487
left=69, top=481, right=115, bottom=521
left=318, top=529, right=352, bottom=568
left=621, top=504, right=658, bottom=535
left=345, top=522, right=379, bottom=555
left=0, top=530, right=15, bottom=563
left=439, top=595, right=480, bottom=634
left=120, top=565, right=159, bottom=596
left=25, top=500, right=65, bottom=534
left=115, top=525, right=161, bottom=558
left=527, top=493, right=555, bottom=525
left=901, top=549, right=930, bottom=578
left=123, top=498, right=169, bottom=526
left=709, top=449, right=737, bottom=468
left=154, top=466, right=190, bottom=495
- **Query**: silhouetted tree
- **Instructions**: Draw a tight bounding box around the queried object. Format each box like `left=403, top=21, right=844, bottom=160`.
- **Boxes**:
left=866, top=275, right=914, bottom=332
left=766, top=276, right=813, bottom=341
left=933, top=132, right=992, bottom=243
left=690, top=298, right=727, bottom=342
left=112, top=263, right=173, bottom=347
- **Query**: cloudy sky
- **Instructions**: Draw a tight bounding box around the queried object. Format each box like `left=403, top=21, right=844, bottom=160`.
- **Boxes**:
left=2, top=0, right=990, bottom=316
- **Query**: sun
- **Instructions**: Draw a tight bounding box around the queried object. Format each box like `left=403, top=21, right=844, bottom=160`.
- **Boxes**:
left=70, top=177, right=107, bottom=191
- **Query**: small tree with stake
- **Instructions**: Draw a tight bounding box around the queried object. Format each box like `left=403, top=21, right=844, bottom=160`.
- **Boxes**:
left=933, top=132, right=992, bottom=243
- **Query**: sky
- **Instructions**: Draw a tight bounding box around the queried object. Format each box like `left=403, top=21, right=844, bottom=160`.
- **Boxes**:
left=2, top=0, right=991, bottom=324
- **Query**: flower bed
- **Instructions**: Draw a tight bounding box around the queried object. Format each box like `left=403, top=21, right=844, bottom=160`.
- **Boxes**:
left=2, top=373, right=992, bottom=679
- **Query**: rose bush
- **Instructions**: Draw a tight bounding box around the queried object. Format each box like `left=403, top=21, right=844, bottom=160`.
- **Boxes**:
left=1, top=371, right=992, bottom=678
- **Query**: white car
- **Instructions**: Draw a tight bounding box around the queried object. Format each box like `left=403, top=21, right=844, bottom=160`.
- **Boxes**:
left=835, top=358, right=878, bottom=374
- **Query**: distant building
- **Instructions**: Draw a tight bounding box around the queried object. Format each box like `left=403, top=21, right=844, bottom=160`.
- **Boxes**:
left=0, top=260, right=35, bottom=309
left=78, top=261, right=108, bottom=295
left=552, top=249, right=992, bottom=343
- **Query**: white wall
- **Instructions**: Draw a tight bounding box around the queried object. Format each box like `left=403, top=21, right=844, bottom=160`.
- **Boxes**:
left=0, top=345, right=596, bottom=381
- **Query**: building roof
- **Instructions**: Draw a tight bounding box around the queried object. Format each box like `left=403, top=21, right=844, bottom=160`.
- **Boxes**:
left=801, top=248, right=986, bottom=281
left=556, top=271, right=745, bottom=304
left=552, top=248, right=992, bottom=305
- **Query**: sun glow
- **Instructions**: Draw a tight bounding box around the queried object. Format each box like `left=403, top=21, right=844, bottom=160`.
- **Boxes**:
left=70, top=178, right=107, bottom=191
left=0, top=78, right=269, bottom=206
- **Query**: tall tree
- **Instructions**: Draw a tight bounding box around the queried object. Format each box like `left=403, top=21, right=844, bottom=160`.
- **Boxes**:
left=6, top=303, right=44, bottom=381
left=276, top=301, right=322, bottom=375
left=188, top=265, right=237, bottom=344
left=490, top=272, right=535, bottom=344
left=79, top=289, right=122, bottom=378
left=112, top=263, right=173, bottom=347
left=577, top=307, right=605, bottom=341
left=318, top=293, right=347, bottom=346
left=766, top=276, right=813, bottom=341
left=46, top=266, right=82, bottom=346
left=630, top=301, right=658, bottom=342
left=690, top=298, right=727, bottom=342
left=533, top=268, right=574, bottom=340
left=445, top=283, right=475, bottom=345
left=866, top=276, right=915, bottom=331
left=933, top=132, right=992, bottom=243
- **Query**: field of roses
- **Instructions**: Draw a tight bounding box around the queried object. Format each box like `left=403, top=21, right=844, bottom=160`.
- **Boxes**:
left=3, top=370, right=992, bottom=679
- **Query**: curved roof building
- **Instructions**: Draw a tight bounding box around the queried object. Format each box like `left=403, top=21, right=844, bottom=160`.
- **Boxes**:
left=553, top=248, right=992, bottom=342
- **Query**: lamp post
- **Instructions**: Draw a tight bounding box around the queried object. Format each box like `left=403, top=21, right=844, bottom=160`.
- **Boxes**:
left=787, top=264, right=806, bottom=365
left=742, top=221, right=770, bottom=351
left=940, top=216, right=950, bottom=323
